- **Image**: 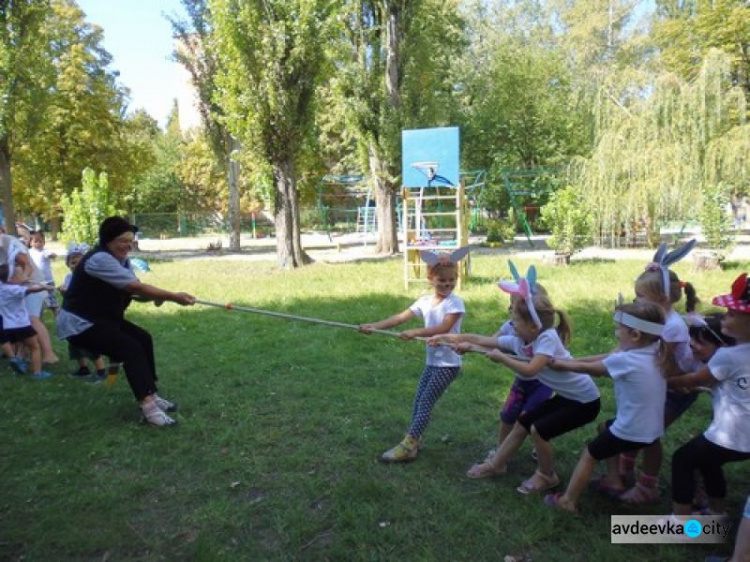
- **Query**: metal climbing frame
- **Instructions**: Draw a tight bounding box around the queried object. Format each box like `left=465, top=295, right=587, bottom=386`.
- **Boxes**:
left=402, top=181, right=470, bottom=290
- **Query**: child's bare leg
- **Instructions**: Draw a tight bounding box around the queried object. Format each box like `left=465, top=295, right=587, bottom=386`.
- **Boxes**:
left=94, top=357, right=105, bottom=371
left=25, top=336, right=42, bottom=374
left=558, top=449, right=598, bottom=511
left=641, top=440, right=662, bottom=477
left=498, top=421, right=512, bottom=446
left=2, top=342, right=13, bottom=358
left=531, top=427, right=555, bottom=477
left=30, top=316, right=58, bottom=363
left=468, top=422, right=528, bottom=477
left=600, top=454, right=626, bottom=490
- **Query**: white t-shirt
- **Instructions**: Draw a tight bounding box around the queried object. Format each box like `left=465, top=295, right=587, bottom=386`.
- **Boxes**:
left=0, top=284, right=31, bottom=329
left=602, top=343, right=666, bottom=442
left=410, top=293, right=465, bottom=367
left=704, top=344, right=750, bottom=453
left=662, top=309, right=693, bottom=373
left=498, top=329, right=600, bottom=403
left=29, top=247, right=55, bottom=284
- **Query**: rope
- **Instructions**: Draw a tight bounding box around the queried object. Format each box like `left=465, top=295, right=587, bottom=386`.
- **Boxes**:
left=194, top=299, right=528, bottom=360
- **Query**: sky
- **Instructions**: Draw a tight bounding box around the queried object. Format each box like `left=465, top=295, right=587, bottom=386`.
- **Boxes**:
left=76, top=0, right=195, bottom=129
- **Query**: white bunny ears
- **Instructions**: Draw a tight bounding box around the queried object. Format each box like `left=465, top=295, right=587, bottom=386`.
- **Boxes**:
left=67, top=242, right=90, bottom=255
left=645, top=239, right=696, bottom=296
left=498, top=260, right=542, bottom=328
left=419, top=246, right=471, bottom=267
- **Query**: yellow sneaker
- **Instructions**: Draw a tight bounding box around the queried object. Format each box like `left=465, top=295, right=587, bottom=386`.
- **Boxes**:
left=381, top=435, right=419, bottom=463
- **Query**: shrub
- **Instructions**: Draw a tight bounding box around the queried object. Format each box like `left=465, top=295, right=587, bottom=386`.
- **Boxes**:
left=540, top=185, right=591, bottom=255
left=60, top=168, right=118, bottom=246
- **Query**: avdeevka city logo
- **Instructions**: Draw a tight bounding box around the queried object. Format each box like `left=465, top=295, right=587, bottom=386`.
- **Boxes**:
left=684, top=519, right=702, bottom=538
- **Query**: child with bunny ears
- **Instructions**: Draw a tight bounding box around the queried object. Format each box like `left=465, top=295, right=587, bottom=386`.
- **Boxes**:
left=619, top=239, right=697, bottom=504
left=359, top=247, right=470, bottom=462
left=668, top=273, right=750, bottom=519
left=433, top=267, right=600, bottom=493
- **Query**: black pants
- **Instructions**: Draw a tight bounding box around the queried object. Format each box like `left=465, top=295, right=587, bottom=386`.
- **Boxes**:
left=69, top=319, right=157, bottom=401
left=671, top=434, right=750, bottom=504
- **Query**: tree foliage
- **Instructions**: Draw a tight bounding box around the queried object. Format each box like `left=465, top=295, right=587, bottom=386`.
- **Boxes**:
left=59, top=167, right=117, bottom=246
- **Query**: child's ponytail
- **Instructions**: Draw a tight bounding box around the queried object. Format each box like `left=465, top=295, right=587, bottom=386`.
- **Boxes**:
left=553, top=308, right=572, bottom=346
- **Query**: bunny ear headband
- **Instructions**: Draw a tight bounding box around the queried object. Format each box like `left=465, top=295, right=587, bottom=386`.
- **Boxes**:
left=419, top=246, right=472, bottom=267
left=645, top=239, right=696, bottom=296
left=499, top=261, right=541, bottom=328
left=67, top=242, right=90, bottom=255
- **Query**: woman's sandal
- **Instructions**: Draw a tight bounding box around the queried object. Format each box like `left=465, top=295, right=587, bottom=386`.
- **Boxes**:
left=466, top=461, right=507, bottom=479
left=543, top=492, right=577, bottom=513
left=517, top=470, right=560, bottom=495
left=141, top=402, right=177, bottom=427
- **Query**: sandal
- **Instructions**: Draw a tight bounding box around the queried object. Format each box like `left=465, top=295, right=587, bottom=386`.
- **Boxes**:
left=153, top=394, right=177, bottom=412
left=620, top=473, right=659, bottom=504
left=517, top=470, right=560, bottom=495
left=544, top=492, right=577, bottom=513
left=466, top=461, right=507, bottom=479
left=589, top=477, right=626, bottom=499
left=141, top=402, right=177, bottom=427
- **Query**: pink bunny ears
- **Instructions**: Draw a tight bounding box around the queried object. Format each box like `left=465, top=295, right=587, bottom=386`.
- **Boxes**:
left=419, top=246, right=471, bottom=267
left=497, top=260, right=542, bottom=328
left=645, top=239, right=696, bottom=296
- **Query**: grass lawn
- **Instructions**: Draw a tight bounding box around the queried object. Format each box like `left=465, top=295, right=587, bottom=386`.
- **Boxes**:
left=1, top=253, right=747, bottom=561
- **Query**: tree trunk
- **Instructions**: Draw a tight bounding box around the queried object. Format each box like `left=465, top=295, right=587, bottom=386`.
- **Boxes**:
left=0, top=137, right=16, bottom=236
left=272, top=157, right=310, bottom=269
left=369, top=143, right=399, bottom=254
left=227, top=135, right=241, bottom=251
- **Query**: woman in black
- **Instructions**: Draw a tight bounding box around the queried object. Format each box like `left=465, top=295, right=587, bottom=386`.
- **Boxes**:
left=57, top=217, right=195, bottom=427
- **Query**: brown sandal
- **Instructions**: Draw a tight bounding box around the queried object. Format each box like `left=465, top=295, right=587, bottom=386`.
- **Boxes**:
left=466, top=461, right=507, bottom=479
left=517, top=470, right=560, bottom=494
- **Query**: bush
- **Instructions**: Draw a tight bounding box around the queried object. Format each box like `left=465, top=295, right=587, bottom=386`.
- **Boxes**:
left=540, top=185, right=591, bottom=255
left=59, top=168, right=118, bottom=246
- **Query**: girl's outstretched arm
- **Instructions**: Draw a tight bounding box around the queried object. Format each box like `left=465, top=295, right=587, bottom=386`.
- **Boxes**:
left=359, top=309, right=415, bottom=334
left=401, top=312, right=463, bottom=340
left=550, top=358, right=608, bottom=377
left=428, top=332, right=498, bottom=348
left=668, top=366, right=716, bottom=391
left=484, top=350, right=550, bottom=377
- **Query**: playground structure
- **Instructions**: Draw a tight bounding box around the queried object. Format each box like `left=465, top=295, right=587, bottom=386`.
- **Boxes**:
left=316, top=175, right=378, bottom=241
left=401, top=127, right=470, bottom=290
left=501, top=167, right=562, bottom=247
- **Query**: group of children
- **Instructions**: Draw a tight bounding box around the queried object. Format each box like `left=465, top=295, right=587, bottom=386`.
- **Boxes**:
left=360, top=240, right=749, bottom=523
left=1, top=232, right=114, bottom=381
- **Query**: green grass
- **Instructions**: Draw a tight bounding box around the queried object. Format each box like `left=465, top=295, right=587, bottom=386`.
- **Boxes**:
left=1, top=255, right=746, bottom=560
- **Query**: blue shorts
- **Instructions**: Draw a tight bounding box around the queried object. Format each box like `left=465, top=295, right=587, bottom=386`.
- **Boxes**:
left=500, top=377, right=553, bottom=424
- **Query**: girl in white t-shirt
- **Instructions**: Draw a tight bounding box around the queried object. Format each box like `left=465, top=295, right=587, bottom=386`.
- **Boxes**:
left=543, top=301, right=670, bottom=513
left=619, top=239, right=697, bottom=504
left=436, top=274, right=600, bottom=494
left=668, top=273, right=750, bottom=518
left=359, top=248, right=469, bottom=463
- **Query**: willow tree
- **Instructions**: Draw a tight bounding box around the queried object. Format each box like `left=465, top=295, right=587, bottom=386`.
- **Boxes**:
left=571, top=50, right=750, bottom=246
left=210, top=0, right=333, bottom=268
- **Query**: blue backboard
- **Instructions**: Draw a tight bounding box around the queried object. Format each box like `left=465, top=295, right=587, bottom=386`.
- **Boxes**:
left=402, top=127, right=460, bottom=188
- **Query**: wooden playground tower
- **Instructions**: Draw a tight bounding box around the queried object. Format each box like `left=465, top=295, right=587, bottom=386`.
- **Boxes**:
left=401, top=127, right=469, bottom=290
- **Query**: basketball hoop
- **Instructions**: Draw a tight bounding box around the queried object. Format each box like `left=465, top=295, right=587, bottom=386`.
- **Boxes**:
left=411, top=161, right=439, bottom=181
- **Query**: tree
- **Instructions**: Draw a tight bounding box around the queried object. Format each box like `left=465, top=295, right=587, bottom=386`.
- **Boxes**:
left=59, top=167, right=117, bottom=246
left=330, top=0, right=465, bottom=254
left=171, top=0, right=242, bottom=250
left=571, top=50, right=750, bottom=246
left=13, top=0, right=130, bottom=229
left=0, top=0, right=53, bottom=234
left=211, top=0, right=333, bottom=268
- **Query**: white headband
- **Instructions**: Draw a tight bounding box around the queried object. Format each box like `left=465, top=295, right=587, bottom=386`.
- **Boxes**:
left=613, top=311, right=664, bottom=336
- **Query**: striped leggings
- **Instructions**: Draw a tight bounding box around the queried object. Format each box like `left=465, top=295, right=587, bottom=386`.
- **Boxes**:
left=408, top=365, right=461, bottom=438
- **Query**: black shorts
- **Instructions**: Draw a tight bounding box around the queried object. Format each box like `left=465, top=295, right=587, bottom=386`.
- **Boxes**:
left=517, top=395, right=600, bottom=441
left=587, top=419, right=657, bottom=461
left=4, top=325, right=37, bottom=343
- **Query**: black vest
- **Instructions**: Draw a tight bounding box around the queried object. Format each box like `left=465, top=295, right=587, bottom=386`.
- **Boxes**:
left=62, top=247, right=133, bottom=324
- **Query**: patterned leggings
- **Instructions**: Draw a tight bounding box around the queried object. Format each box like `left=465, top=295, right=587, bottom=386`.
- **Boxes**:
left=408, top=365, right=461, bottom=438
